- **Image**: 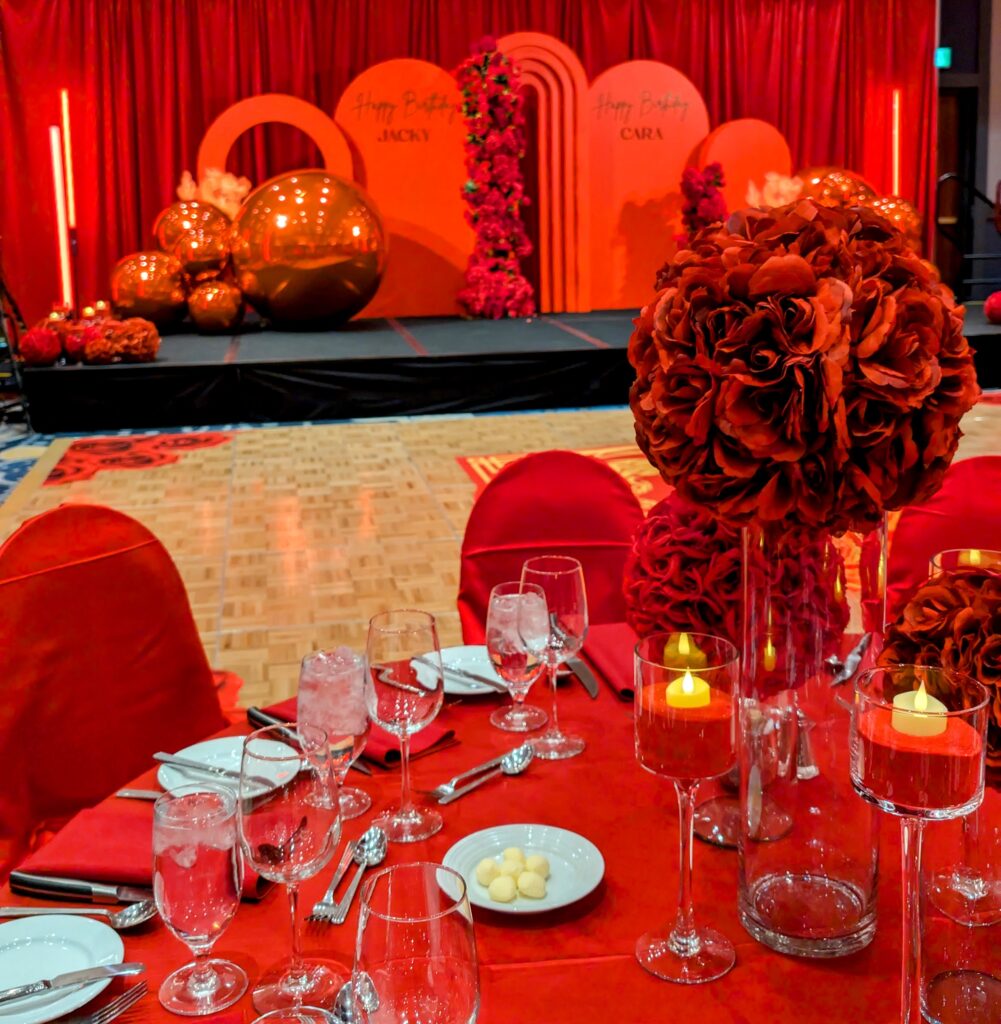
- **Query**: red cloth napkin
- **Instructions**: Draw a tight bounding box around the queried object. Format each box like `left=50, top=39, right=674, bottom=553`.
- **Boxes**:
left=18, top=804, right=268, bottom=901
left=582, top=621, right=638, bottom=702
left=264, top=697, right=456, bottom=768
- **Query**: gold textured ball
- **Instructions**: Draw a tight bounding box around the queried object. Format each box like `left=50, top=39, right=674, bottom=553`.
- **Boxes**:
left=153, top=200, right=231, bottom=252
left=798, top=166, right=878, bottom=208
left=864, top=195, right=923, bottom=248
left=230, top=170, right=387, bottom=327
left=110, top=251, right=187, bottom=328
left=171, top=228, right=231, bottom=281
left=188, top=281, right=245, bottom=332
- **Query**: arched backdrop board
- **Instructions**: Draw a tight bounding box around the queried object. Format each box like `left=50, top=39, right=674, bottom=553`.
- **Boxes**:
left=335, top=59, right=473, bottom=318
left=588, top=61, right=709, bottom=309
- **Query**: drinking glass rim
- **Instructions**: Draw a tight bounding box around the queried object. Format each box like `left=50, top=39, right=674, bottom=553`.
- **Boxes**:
left=360, top=861, right=468, bottom=923
left=490, top=580, right=545, bottom=596
left=930, top=547, right=1001, bottom=567
left=301, top=648, right=365, bottom=673
left=154, top=782, right=236, bottom=825
left=243, top=721, right=329, bottom=759
left=853, top=666, right=990, bottom=716
left=368, top=608, right=437, bottom=633
left=521, top=555, right=583, bottom=576
left=634, top=631, right=740, bottom=672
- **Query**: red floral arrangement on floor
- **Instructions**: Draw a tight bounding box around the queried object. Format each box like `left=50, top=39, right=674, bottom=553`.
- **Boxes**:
left=19, top=314, right=160, bottom=366
left=879, top=566, right=1001, bottom=770
left=629, top=200, right=981, bottom=534
left=676, top=162, right=727, bottom=244
left=455, top=36, right=535, bottom=319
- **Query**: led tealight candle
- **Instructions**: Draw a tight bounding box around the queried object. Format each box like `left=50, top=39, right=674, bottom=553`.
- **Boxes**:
left=662, top=631, right=709, bottom=670
left=959, top=549, right=982, bottom=567
left=891, top=682, right=948, bottom=738
left=665, top=669, right=711, bottom=710
left=763, top=635, right=777, bottom=672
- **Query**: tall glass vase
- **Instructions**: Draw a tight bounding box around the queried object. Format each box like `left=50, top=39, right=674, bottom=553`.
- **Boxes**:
left=737, top=517, right=886, bottom=957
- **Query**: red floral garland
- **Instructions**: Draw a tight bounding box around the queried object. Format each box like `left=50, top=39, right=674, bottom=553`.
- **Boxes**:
left=19, top=315, right=160, bottom=366
left=455, top=36, right=535, bottom=319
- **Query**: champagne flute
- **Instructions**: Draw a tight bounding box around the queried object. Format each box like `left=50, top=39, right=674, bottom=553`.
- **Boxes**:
left=153, top=785, right=247, bottom=1015
left=298, top=647, right=372, bottom=819
left=366, top=609, right=445, bottom=842
left=350, top=862, right=479, bottom=1023
left=239, top=723, right=346, bottom=1012
left=485, top=581, right=548, bottom=732
left=520, top=556, right=588, bottom=760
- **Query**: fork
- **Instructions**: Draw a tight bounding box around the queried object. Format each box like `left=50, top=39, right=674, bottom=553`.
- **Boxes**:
left=424, top=748, right=519, bottom=802
left=307, top=840, right=358, bottom=922
left=62, top=981, right=148, bottom=1024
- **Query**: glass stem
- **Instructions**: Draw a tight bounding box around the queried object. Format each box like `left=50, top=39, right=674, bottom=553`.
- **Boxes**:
left=399, top=731, right=412, bottom=812
left=547, top=663, right=560, bottom=734
left=670, top=780, right=701, bottom=956
left=185, top=950, right=218, bottom=999
left=286, top=882, right=308, bottom=992
left=900, top=817, right=924, bottom=1024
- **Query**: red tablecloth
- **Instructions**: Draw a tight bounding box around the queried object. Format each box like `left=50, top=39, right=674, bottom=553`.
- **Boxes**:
left=3, top=642, right=937, bottom=1023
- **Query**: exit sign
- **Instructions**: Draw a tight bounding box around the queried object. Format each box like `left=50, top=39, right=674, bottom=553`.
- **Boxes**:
left=935, top=47, right=953, bottom=69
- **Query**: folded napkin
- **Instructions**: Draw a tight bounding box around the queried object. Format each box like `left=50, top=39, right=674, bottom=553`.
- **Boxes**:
left=582, top=622, right=639, bottom=702
left=18, top=804, right=268, bottom=901
left=264, top=697, right=456, bottom=768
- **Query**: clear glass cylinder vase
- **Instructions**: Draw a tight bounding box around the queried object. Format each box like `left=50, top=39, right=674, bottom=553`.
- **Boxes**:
left=737, top=517, right=886, bottom=957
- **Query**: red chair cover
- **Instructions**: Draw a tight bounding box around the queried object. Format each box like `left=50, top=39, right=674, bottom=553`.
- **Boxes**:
left=887, top=456, right=1001, bottom=620
left=457, top=450, right=644, bottom=642
left=0, top=504, right=228, bottom=875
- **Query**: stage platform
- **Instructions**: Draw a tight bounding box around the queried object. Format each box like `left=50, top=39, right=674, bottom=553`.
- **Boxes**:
left=21, top=312, right=635, bottom=432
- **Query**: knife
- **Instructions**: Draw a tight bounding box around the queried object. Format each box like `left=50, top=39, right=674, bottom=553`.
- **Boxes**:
left=115, top=789, right=162, bottom=801
left=0, top=963, right=145, bottom=1005
left=9, top=872, right=152, bottom=905
left=413, top=655, right=507, bottom=693
left=567, top=657, right=600, bottom=700
left=153, top=752, right=243, bottom=781
left=246, top=708, right=373, bottom=776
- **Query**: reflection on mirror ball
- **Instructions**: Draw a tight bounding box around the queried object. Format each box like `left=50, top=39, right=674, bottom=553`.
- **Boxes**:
left=153, top=201, right=232, bottom=253
left=110, top=251, right=187, bottom=328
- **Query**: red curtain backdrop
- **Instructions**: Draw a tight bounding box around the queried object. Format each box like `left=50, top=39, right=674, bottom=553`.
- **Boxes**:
left=0, top=0, right=937, bottom=323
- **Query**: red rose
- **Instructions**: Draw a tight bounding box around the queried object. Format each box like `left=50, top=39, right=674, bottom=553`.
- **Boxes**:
left=19, top=326, right=61, bottom=366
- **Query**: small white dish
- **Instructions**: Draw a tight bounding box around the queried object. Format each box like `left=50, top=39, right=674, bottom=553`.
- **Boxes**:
left=413, top=645, right=506, bottom=696
left=442, top=823, right=604, bottom=914
left=0, top=916, right=124, bottom=1024
left=156, top=736, right=291, bottom=795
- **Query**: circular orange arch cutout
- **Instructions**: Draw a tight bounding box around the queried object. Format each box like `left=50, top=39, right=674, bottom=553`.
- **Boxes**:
left=197, top=94, right=353, bottom=181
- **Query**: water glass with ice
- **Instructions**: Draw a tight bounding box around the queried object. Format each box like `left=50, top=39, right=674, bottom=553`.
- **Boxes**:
left=485, top=581, right=548, bottom=732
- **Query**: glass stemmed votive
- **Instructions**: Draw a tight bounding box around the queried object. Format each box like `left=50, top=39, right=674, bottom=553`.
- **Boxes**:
left=297, top=647, right=373, bottom=820
left=152, top=785, right=247, bottom=1015
left=849, top=665, right=990, bottom=1024
left=520, top=556, right=588, bottom=760
left=485, top=581, right=549, bottom=732
left=239, top=723, right=346, bottom=1013
left=350, top=862, right=480, bottom=1023
left=366, top=609, right=445, bottom=842
left=634, top=632, right=740, bottom=983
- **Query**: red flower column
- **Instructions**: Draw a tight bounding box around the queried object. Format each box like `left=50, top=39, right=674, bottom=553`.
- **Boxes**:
left=454, top=37, right=535, bottom=319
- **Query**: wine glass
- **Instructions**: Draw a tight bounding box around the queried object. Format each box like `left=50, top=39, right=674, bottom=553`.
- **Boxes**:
left=298, top=647, right=372, bottom=820
left=366, top=609, right=445, bottom=842
left=850, top=665, right=989, bottom=1023
left=239, top=723, right=346, bottom=1012
left=520, top=556, right=588, bottom=760
left=153, top=785, right=247, bottom=1015
left=350, top=862, right=479, bottom=1023
left=634, top=632, right=740, bottom=983
left=485, top=581, right=548, bottom=732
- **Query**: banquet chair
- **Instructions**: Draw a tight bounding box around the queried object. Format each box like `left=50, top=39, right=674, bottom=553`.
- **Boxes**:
left=0, top=503, right=229, bottom=876
left=457, top=450, right=645, bottom=642
left=886, top=455, right=1001, bottom=620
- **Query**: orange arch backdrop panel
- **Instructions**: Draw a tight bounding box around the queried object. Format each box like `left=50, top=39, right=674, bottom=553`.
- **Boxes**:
left=197, top=94, right=353, bottom=181
left=693, top=119, right=792, bottom=218
left=588, top=62, right=709, bottom=310
left=335, top=59, right=473, bottom=318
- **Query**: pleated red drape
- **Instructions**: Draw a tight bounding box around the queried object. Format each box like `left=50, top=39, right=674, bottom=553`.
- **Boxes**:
left=0, top=0, right=937, bottom=323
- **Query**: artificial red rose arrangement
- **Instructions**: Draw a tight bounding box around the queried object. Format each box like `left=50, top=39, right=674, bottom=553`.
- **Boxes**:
left=454, top=36, right=535, bottom=319
left=629, top=201, right=980, bottom=535
left=677, top=162, right=727, bottom=244
left=879, top=566, right=1001, bottom=770
left=19, top=313, right=160, bottom=367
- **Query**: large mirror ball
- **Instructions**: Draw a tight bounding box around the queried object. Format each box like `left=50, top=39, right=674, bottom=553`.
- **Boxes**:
left=230, top=170, right=388, bottom=328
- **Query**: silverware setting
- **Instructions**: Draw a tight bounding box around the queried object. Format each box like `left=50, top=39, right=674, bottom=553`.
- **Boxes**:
left=327, top=826, right=388, bottom=926
left=0, top=901, right=157, bottom=930
left=9, top=872, right=152, bottom=905
left=114, top=789, right=162, bottom=802
left=0, top=964, right=145, bottom=1005
left=425, top=744, right=531, bottom=802
left=413, top=655, right=507, bottom=693
left=153, top=752, right=272, bottom=791
left=246, top=709, right=374, bottom=775
left=436, top=744, right=534, bottom=805
left=61, top=981, right=148, bottom=1024
left=307, top=840, right=359, bottom=922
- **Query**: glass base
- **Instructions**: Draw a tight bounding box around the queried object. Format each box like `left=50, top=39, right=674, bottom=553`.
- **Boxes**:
left=338, top=785, right=372, bottom=821
left=159, top=958, right=248, bottom=1016
left=490, top=704, right=548, bottom=732
left=373, top=802, right=442, bottom=843
left=924, top=970, right=1001, bottom=1023
left=636, top=926, right=735, bottom=984
left=531, top=728, right=585, bottom=760
left=738, top=872, right=876, bottom=958
left=251, top=1008, right=337, bottom=1024
left=693, top=795, right=793, bottom=848
left=927, top=869, right=1001, bottom=927
left=252, top=959, right=348, bottom=1013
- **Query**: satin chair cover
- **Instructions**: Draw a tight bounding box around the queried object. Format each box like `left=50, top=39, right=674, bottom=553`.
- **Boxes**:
left=0, top=504, right=228, bottom=874
left=886, top=456, right=1001, bottom=620
left=457, top=450, right=644, bottom=642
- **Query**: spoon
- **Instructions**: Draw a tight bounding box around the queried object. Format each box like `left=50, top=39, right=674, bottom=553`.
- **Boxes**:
left=0, top=899, right=158, bottom=930
left=330, top=826, right=388, bottom=925
left=437, top=744, right=534, bottom=805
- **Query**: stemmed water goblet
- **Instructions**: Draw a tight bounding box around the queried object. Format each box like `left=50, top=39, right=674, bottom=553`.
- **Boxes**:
left=634, top=632, right=740, bottom=983
left=849, top=665, right=989, bottom=1023
left=366, top=609, right=445, bottom=842
left=239, top=723, right=346, bottom=1014
left=485, top=581, right=548, bottom=732
left=297, top=647, right=372, bottom=819
left=520, top=556, right=588, bottom=760
left=153, top=784, right=247, bottom=1015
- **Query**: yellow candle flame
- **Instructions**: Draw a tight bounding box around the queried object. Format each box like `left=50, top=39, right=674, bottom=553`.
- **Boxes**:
left=968, top=549, right=982, bottom=566
left=678, top=632, right=690, bottom=657
left=763, top=636, right=777, bottom=672
left=681, top=669, right=695, bottom=695
left=914, top=682, right=929, bottom=712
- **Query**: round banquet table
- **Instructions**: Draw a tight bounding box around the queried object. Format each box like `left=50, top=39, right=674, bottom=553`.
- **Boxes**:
left=6, top=622, right=991, bottom=1024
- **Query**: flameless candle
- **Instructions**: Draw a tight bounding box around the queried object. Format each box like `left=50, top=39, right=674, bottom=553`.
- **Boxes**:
left=891, top=682, right=948, bottom=738
left=662, top=632, right=709, bottom=670
left=959, top=549, right=983, bottom=566
left=666, top=669, right=711, bottom=709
